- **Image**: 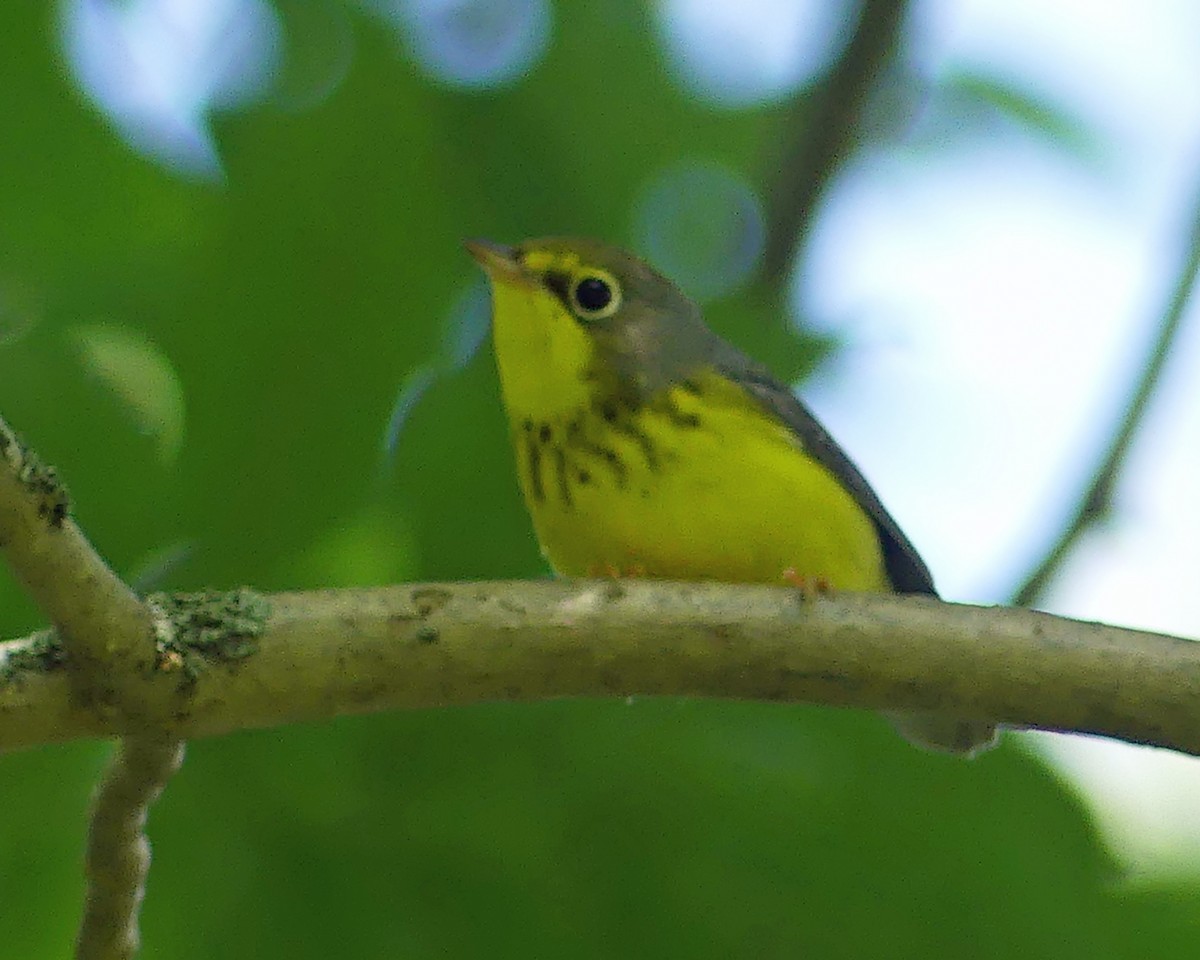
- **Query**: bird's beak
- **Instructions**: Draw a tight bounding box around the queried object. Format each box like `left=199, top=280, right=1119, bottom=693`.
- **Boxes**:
left=465, top=238, right=529, bottom=285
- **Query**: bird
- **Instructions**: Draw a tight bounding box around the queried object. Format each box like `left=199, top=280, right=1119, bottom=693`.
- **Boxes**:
left=468, top=235, right=996, bottom=756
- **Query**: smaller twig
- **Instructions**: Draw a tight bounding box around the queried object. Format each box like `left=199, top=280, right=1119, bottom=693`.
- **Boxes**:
left=762, top=0, right=911, bottom=281
left=76, top=737, right=185, bottom=960
left=0, top=417, right=155, bottom=704
left=1013, top=170, right=1200, bottom=606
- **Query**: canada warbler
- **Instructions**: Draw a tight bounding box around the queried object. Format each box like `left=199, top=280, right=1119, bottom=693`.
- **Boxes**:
left=468, top=236, right=996, bottom=756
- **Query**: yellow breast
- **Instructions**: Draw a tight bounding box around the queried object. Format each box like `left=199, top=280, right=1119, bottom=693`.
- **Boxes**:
left=506, top=369, right=889, bottom=591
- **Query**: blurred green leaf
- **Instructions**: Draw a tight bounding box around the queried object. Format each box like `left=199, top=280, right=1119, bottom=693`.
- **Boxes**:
left=71, top=323, right=186, bottom=464
left=923, top=67, right=1100, bottom=161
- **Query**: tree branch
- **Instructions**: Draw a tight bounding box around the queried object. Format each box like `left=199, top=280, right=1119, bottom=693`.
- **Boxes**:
left=762, top=0, right=911, bottom=281
left=1013, top=167, right=1200, bottom=606
left=76, top=737, right=185, bottom=960
left=3, top=580, right=1198, bottom=755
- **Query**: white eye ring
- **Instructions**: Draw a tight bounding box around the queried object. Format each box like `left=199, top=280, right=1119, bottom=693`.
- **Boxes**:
left=569, top=270, right=622, bottom=320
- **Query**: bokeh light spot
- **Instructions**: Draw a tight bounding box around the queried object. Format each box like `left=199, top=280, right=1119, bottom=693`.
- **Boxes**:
left=380, top=277, right=493, bottom=468
left=655, top=0, right=847, bottom=108
left=634, top=161, right=766, bottom=302
left=369, top=0, right=551, bottom=89
left=128, top=541, right=194, bottom=592
left=60, top=0, right=282, bottom=178
left=381, top=365, right=438, bottom=466
left=441, top=278, right=493, bottom=372
left=287, top=503, right=419, bottom=588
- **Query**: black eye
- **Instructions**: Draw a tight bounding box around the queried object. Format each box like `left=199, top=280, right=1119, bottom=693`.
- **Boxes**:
left=572, top=275, right=614, bottom=315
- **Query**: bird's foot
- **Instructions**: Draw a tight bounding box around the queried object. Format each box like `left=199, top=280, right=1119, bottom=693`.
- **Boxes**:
left=587, top=561, right=648, bottom=579
left=782, top=568, right=832, bottom=602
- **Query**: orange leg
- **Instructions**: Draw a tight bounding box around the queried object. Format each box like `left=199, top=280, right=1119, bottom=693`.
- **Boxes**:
left=782, top=567, right=833, bottom=600
left=587, top=561, right=648, bottom=579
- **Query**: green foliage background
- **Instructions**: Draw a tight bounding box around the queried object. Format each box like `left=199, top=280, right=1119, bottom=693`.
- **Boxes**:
left=2, top=3, right=1200, bottom=957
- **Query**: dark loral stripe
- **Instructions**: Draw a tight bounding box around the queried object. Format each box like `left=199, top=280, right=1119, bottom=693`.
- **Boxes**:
left=544, top=271, right=571, bottom=309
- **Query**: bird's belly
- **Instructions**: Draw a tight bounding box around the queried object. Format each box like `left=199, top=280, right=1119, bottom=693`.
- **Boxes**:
left=519, top=397, right=889, bottom=591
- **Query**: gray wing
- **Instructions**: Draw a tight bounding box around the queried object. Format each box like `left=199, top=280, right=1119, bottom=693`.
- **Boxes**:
left=712, top=349, right=938, bottom=597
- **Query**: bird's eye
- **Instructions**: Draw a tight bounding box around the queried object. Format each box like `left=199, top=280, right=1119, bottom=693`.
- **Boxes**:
left=573, top=277, right=611, bottom=312
left=570, top=272, right=621, bottom=320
